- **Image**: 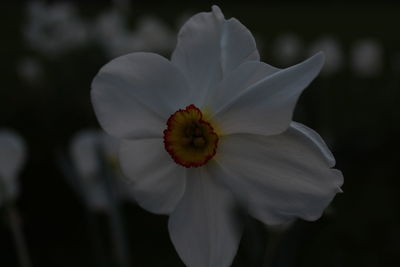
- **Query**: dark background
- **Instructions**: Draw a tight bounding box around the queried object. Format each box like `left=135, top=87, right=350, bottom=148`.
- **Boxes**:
left=1, top=1, right=399, bottom=266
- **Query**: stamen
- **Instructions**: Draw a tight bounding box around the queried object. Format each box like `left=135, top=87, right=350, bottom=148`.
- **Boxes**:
left=193, top=137, right=206, bottom=148
left=194, top=128, right=202, bottom=137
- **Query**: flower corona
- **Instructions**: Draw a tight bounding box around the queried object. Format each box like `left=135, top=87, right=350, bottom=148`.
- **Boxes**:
left=163, top=105, right=218, bottom=167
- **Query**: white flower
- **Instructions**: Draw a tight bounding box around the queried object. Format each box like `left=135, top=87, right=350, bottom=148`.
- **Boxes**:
left=17, top=57, right=44, bottom=84
left=0, top=130, right=26, bottom=204
left=91, top=6, right=343, bottom=267
left=93, top=10, right=174, bottom=58
left=308, top=36, right=344, bottom=76
left=133, top=16, right=175, bottom=53
left=24, top=1, right=88, bottom=56
left=272, top=33, right=303, bottom=66
left=70, top=130, right=132, bottom=211
left=351, top=39, right=383, bottom=77
left=93, top=8, right=134, bottom=58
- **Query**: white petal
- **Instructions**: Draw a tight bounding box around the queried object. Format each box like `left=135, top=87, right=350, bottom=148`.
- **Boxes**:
left=168, top=166, right=242, bottom=267
left=204, top=60, right=279, bottom=112
left=220, top=17, right=260, bottom=74
left=213, top=53, right=325, bottom=136
left=171, top=5, right=259, bottom=105
left=0, top=130, right=26, bottom=181
left=214, top=125, right=343, bottom=225
left=70, top=130, right=102, bottom=179
left=290, top=122, right=335, bottom=167
left=119, top=138, right=185, bottom=214
left=91, top=52, right=191, bottom=139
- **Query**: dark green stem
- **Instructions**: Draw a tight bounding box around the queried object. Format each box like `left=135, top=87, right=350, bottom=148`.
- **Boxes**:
left=97, top=145, right=131, bottom=267
left=6, top=201, right=33, bottom=267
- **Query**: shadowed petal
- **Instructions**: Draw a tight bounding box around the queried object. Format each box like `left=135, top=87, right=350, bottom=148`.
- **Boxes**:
left=172, top=6, right=259, bottom=106
left=204, top=60, right=279, bottom=111
left=168, top=166, right=242, bottom=267
left=290, top=122, right=336, bottom=167
left=119, top=138, right=186, bottom=214
left=220, top=16, right=260, bottom=74
left=213, top=53, right=325, bottom=136
left=214, top=123, right=343, bottom=225
left=92, top=52, right=191, bottom=139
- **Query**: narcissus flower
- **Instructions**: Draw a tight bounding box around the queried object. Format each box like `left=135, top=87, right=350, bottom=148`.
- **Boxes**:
left=351, top=39, right=383, bottom=77
left=94, top=9, right=174, bottom=58
left=24, top=1, right=88, bottom=56
left=272, top=33, right=303, bottom=66
left=308, top=36, right=344, bottom=76
left=91, top=6, right=343, bottom=267
left=69, top=130, right=133, bottom=211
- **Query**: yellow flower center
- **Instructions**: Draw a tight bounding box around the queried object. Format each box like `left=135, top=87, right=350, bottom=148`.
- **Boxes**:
left=163, top=105, right=219, bottom=168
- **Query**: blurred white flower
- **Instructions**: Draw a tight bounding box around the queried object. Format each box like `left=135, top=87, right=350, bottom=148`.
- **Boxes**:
left=24, top=1, right=89, bottom=56
left=93, top=10, right=174, bottom=58
left=70, top=130, right=131, bottom=211
left=351, top=39, right=384, bottom=77
left=17, top=57, right=44, bottom=84
left=272, top=33, right=303, bottom=66
left=93, top=8, right=135, bottom=58
left=91, top=6, right=343, bottom=267
left=133, top=16, right=175, bottom=53
left=308, top=36, right=344, bottom=76
left=0, top=130, right=26, bottom=204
